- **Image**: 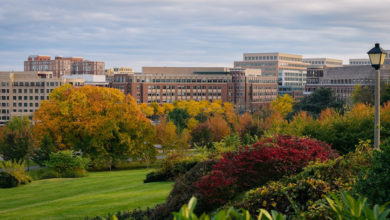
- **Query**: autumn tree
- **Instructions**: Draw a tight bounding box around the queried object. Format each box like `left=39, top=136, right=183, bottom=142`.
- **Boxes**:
left=270, top=94, right=294, bottom=117
left=207, top=114, right=231, bottom=142
left=33, top=85, right=156, bottom=168
left=0, top=116, right=33, bottom=162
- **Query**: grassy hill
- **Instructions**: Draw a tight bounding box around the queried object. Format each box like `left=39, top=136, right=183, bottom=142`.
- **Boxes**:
left=0, top=169, right=172, bottom=220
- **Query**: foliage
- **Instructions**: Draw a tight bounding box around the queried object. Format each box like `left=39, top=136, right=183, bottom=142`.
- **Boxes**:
left=149, top=160, right=216, bottom=219
left=45, top=150, right=89, bottom=178
left=0, top=160, right=32, bottom=188
left=196, top=135, right=338, bottom=210
left=168, top=108, right=190, bottom=132
left=241, top=178, right=331, bottom=218
left=31, top=134, right=56, bottom=166
left=0, top=116, right=33, bottom=162
left=292, top=88, right=344, bottom=117
left=270, top=95, right=294, bottom=117
left=144, top=153, right=198, bottom=183
left=33, top=85, right=156, bottom=168
left=355, top=144, right=390, bottom=205
left=267, top=104, right=378, bottom=154
left=85, top=208, right=154, bottom=220
left=238, top=140, right=373, bottom=218
left=351, top=84, right=374, bottom=105
left=191, top=123, right=213, bottom=148
left=326, top=191, right=390, bottom=220
left=172, top=196, right=286, bottom=220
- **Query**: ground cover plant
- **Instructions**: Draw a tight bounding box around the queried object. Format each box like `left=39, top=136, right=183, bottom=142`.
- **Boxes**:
left=0, top=169, right=172, bottom=220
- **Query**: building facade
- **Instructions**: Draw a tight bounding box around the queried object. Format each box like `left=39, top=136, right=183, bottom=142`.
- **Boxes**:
left=24, top=55, right=105, bottom=78
left=105, top=67, right=134, bottom=76
left=0, top=71, right=84, bottom=126
left=110, top=67, right=278, bottom=113
left=234, top=52, right=309, bottom=99
left=305, top=65, right=390, bottom=104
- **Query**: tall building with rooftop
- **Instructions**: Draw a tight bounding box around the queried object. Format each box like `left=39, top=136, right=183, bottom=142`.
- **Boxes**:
left=234, top=52, right=309, bottom=99
left=24, top=55, right=105, bottom=78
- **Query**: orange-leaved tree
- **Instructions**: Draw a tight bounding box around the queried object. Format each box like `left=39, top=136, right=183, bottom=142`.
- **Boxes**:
left=33, top=85, right=156, bottom=168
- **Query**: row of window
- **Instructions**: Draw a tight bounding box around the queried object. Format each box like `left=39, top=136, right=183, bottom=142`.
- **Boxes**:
left=12, top=82, right=61, bottom=87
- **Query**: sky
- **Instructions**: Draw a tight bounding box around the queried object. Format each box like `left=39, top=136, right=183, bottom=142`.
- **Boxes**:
left=0, top=0, right=389, bottom=72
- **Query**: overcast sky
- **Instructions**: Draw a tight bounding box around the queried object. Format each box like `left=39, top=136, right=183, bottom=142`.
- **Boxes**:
left=0, top=0, right=389, bottom=71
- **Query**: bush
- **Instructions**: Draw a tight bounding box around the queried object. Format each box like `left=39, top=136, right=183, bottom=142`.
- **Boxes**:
left=45, top=150, right=89, bottom=178
left=28, top=168, right=60, bottom=180
left=238, top=141, right=373, bottom=218
left=0, top=160, right=32, bottom=188
left=85, top=208, right=153, bottom=220
left=195, top=135, right=338, bottom=210
left=148, top=160, right=216, bottom=219
left=241, top=178, right=332, bottom=217
left=144, top=153, right=198, bottom=183
left=355, top=144, right=390, bottom=205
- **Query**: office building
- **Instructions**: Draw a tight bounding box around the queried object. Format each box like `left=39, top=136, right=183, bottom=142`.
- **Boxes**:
left=303, top=58, right=343, bottom=92
left=234, top=52, right=309, bottom=99
left=0, top=71, right=84, bottom=126
left=24, top=55, right=105, bottom=78
left=110, top=67, right=278, bottom=112
left=105, top=67, right=134, bottom=76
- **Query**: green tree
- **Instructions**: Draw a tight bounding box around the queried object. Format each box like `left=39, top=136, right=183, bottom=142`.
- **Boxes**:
left=168, top=108, right=190, bottom=132
left=293, top=87, right=344, bottom=117
left=0, top=116, right=33, bottom=162
left=351, top=84, right=374, bottom=105
left=31, top=134, right=56, bottom=166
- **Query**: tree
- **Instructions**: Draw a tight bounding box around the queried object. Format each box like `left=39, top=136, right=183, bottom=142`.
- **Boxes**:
left=351, top=84, right=374, bottom=105
left=207, top=114, right=231, bottom=142
left=191, top=123, right=213, bottom=148
left=270, top=94, right=294, bottom=117
left=0, top=116, right=33, bottom=162
left=33, top=85, right=156, bottom=168
left=293, top=88, right=344, bottom=117
left=156, top=118, right=179, bottom=151
left=167, top=108, right=190, bottom=132
left=31, top=134, right=56, bottom=166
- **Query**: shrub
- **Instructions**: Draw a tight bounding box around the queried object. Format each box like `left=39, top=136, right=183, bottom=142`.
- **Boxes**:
left=240, top=178, right=331, bottom=217
left=45, top=150, right=89, bottom=178
left=195, top=135, right=338, bottom=210
left=148, top=160, right=216, bottom=219
left=355, top=144, right=390, bottom=205
left=0, top=160, right=32, bottom=188
left=238, top=141, right=373, bottom=218
left=28, top=168, right=60, bottom=180
left=144, top=153, right=198, bottom=183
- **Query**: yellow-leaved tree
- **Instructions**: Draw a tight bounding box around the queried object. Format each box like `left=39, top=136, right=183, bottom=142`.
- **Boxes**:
left=270, top=94, right=294, bottom=117
left=33, top=85, right=156, bottom=168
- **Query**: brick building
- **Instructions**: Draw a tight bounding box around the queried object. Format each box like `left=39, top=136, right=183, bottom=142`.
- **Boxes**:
left=110, top=67, right=278, bottom=113
left=24, top=55, right=105, bottom=78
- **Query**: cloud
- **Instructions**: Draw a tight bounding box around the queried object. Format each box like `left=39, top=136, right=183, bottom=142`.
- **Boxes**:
left=0, top=0, right=389, bottom=71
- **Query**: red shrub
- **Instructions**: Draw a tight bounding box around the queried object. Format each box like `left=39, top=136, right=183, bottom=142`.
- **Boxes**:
left=195, top=135, right=338, bottom=209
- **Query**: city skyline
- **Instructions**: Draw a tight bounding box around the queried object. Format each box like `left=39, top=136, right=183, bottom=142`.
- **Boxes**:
left=1, top=0, right=389, bottom=71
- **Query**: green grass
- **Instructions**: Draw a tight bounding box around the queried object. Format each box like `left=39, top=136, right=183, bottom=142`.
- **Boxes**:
left=0, top=169, right=173, bottom=220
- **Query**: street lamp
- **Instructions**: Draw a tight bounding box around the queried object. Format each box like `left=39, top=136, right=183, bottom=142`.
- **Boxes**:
left=367, top=43, right=387, bottom=149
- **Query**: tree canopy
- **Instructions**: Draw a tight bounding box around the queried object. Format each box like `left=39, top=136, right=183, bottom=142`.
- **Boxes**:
left=33, top=85, right=155, bottom=167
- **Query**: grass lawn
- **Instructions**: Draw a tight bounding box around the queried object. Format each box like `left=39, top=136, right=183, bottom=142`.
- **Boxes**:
left=0, top=169, right=173, bottom=220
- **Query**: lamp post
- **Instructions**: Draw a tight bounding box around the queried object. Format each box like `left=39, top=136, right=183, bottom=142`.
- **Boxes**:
left=367, top=43, right=387, bottom=149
